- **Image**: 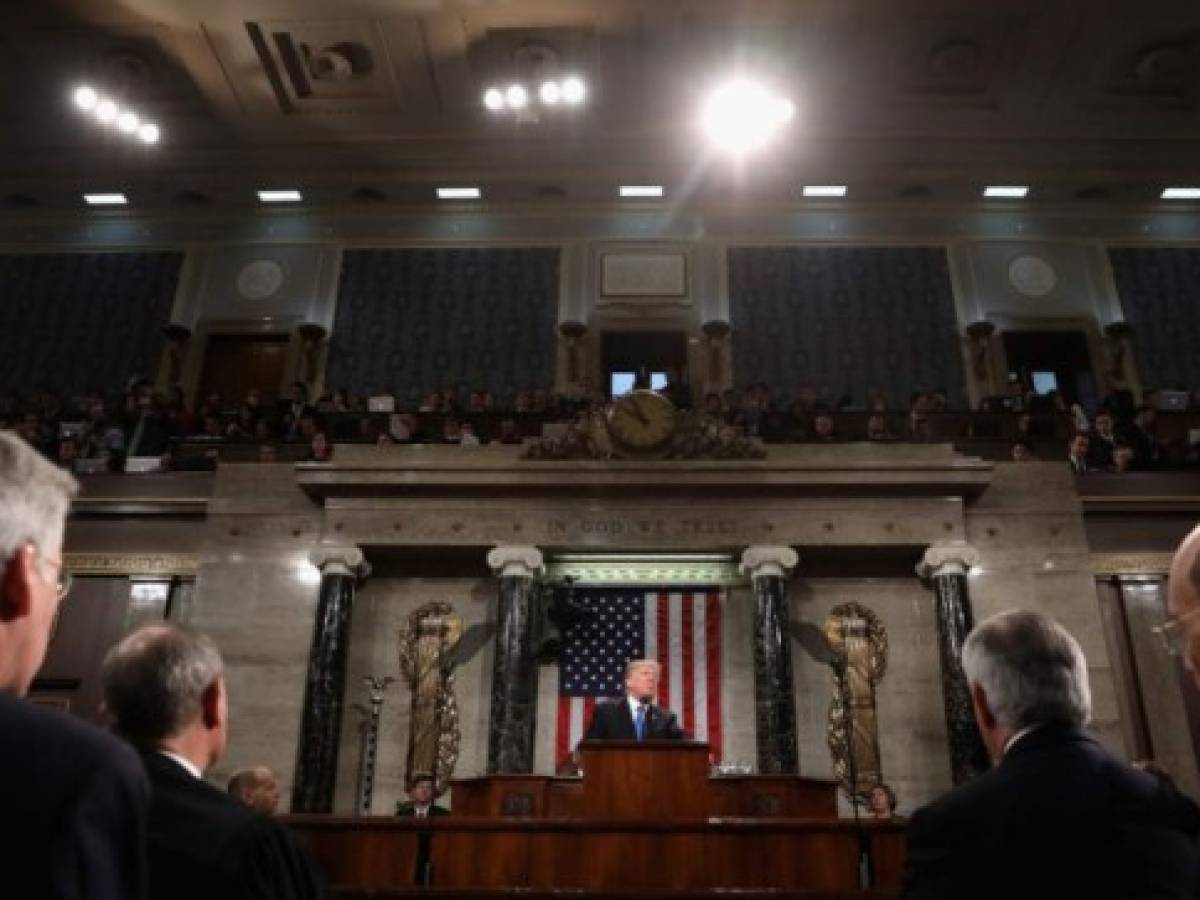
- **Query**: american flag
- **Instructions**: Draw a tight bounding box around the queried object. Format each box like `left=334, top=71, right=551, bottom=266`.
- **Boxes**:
left=555, top=587, right=723, bottom=765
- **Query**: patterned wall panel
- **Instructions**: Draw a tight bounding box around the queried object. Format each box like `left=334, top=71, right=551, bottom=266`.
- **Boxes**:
left=326, top=247, right=560, bottom=404
left=0, top=252, right=183, bottom=396
left=727, top=246, right=965, bottom=408
left=1108, top=247, right=1200, bottom=391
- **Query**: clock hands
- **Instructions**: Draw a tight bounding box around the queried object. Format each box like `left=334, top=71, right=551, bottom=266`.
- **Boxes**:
left=628, top=396, right=650, bottom=425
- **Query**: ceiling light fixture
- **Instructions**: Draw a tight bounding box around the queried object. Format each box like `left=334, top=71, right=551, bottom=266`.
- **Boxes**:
left=560, top=75, right=586, bottom=104
left=504, top=84, right=528, bottom=109
left=803, top=185, right=847, bottom=197
left=619, top=185, right=664, bottom=198
left=71, top=84, right=160, bottom=145
left=83, top=192, right=128, bottom=206
left=483, top=87, right=505, bottom=111
left=1161, top=187, right=1200, bottom=200
left=436, top=187, right=482, bottom=200
left=983, top=185, right=1029, bottom=198
left=257, top=189, right=303, bottom=203
left=483, top=75, right=588, bottom=116
left=701, top=77, right=795, bottom=155
left=539, top=80, right=561, bottom=104
left=73, top=85, right=98, bottom=110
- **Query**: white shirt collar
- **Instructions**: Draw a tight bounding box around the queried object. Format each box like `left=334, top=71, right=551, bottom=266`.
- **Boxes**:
left=1002, top=724, right=1041, bottom=757
left=627, top=694, right=649, bottom=719
left=158, top=749, right=203, bottom=779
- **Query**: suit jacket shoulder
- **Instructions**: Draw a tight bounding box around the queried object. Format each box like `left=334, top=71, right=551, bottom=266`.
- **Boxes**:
left=0, top=693, right=149, bottom=900
left=903, top=726, right=1200, bottom=900
left=141, top=752, right=324, bottom=900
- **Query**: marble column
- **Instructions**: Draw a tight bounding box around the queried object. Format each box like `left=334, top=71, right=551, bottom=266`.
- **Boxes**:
left=917, top=543, right=989, bottom=785
left=292, top=545, right=369, bottom=813
left=486, top=545, right=545, bottom=774
left=740, top=546, right=800, bottom=774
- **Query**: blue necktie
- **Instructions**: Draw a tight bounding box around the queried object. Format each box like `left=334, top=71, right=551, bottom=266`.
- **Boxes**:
left=634, top=704, right=646, bottom=741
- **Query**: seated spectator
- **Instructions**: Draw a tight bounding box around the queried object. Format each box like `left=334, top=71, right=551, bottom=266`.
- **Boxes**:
left=306, top=431, right=332, bottom=462
left=1087, top=411, right=1118, bottom=470
left=868, top=783, right=897, bottom=820
left=102, top=626, right=326, bottom=899
left=1067, top=433, right=1091, bottom=474
left=56, top=434, right=81, bottom=471
left=395, top=775, right=449, bottom=818
left=866, top=391, right=888, bottom=414
left=702, top=392, right=725, bottom=419
left=468, top=391, right=487, bottom=414
left=459, top=422, right=481, bottom=447
left=297, top=413, right=320, bottom=444
left=254, top=418, right=277, bottom=443
left=257, top=443, right=278, bottom=463
left=1010, top=440, right=1037, bottom=463
left=1125, top=404, right=1162, bottom=470
left=530, top=388, right=550, bottom=414
left=658, top=365, right=693, bottom=410
left=481, top=391, right=496, bottom=412
left=125, top=392, right=175, bottom=457
left=200, top=414, right=224, bottom=440
left=1113, top=443, right=1135, bottom=473
left=389, top=413, right=417, bottom=443
left=813, top=413, right=837, bottom=442
left=497, top=418, right=522, bottom=445
left=866, top=414, right=895, bottom=442
left=418, top=391, right=441, bottom=413
left=513, top=390, right=532, bottom=414
left=228, top=766, right=282, bottom=816
left=279, top=382, right=315, bottom=441
left=441, top=416, right=463, bottom=444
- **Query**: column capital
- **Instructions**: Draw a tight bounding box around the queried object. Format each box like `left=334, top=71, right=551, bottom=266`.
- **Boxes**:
left=487, top=545, right=545, bottom=580
left=308, top=545, right=369, bottom=578
left=917, top=543, right=981, bottom=579
left=739, top=545, right=799, bottom=581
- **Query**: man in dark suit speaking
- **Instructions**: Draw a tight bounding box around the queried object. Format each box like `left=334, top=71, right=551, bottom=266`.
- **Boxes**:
left=902, top=610, right=1200, bottom=900
left=0, top=431, right=149, bottom=900
left=585, top=659, right=685, bottom=741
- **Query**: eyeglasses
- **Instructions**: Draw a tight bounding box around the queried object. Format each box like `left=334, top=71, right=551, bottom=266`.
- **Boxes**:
left=1153, top=606, right=1200, bottom=657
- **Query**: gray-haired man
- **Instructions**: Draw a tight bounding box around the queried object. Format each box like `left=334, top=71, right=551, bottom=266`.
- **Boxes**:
left=0, top=431, right=150, bottom=899
left=102, top=625, right=325, bottom=900
left=903, top=609, right=1200, bottom=900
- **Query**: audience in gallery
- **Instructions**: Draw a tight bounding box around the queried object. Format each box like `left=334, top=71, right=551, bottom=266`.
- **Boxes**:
left=4, top=369, right=1200, bottom=473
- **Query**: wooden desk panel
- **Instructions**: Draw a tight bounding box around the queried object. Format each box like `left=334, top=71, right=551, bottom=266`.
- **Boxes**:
left=285, top=817, right=907, bottom=893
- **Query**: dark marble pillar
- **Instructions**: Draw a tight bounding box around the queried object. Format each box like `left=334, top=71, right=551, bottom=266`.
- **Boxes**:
left=486, top=546, right=544, bottom=774
left=292, top=546, right=368, bottom=813
left=740, top=546, right=800, bottom=774
left=918, top=544, right=989, bottom=785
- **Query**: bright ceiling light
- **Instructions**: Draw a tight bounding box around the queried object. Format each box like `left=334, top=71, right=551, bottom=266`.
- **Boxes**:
left=83, top=193, right=128, bottom=206
left=1161, top=187, right=1200, bottom=200
left=94, top=99, right=119, bottom=124
left=137, top=123, right=160, bottom=144
left=483, top=87, right=505, bottom=111
left=539, top=80, right=561, bottom=105
left=257, top=189, right=303, bottom=203
left=619, top=185, right=664, bottom=198
left=803, top=185, right=847, bottom=197
left=437, top=187, right=482, bottom=200
left=116, top=111, right=139, bottom=133
left=561, top=76, right=586, bottom=104
left=505, top=84, right=528, bottom=109
left=701, top=78, right=794, bottom=155
left=983, top=185, right=1029, bottom=198
left=73, top=85, right=98, bottom=110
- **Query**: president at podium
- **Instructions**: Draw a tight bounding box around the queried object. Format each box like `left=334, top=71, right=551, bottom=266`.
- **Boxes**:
left=584, top=659, right=685, bottom=741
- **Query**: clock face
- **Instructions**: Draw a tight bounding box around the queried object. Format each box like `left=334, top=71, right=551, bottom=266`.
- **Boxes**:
left=607, top=390, right=677, bottom=451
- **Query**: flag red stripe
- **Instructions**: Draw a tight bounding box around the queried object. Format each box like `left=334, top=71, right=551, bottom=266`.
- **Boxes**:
left=656, top=591, right=670, bottom=707
left=706, top=591, right=723, bottom=760
left=556, top=695, right=573, bottom=766
left=682, top=593, right=695, bottom=735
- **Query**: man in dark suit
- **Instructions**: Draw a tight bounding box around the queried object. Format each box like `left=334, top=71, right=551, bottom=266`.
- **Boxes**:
left=0, top=430, right=150, bottom=900
left=903, top=610, right=1200, bottom=900
left=585, top=658, right=685, bottom=741
left=102, top=625, right=325, bottom=900
left=395, top=775, right=450, bottom=817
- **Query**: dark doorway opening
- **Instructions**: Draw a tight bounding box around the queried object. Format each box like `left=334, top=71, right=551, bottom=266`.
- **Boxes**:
left=1003, top=330, right=1097, bottom=410
left=601, top=330, right=688, bottom=398
left=198, top=334, right=289, bottom=409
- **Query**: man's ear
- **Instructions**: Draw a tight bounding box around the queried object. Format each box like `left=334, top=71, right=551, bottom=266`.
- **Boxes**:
left=970, top=681, right=996, bottom=732
left=200, top=679, right=223, bottom=730
left=0, top=546, right=35, bottom=622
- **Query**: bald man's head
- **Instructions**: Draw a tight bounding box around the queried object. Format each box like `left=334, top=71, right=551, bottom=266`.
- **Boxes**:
left=1167, top=524, right=1200, bottom=682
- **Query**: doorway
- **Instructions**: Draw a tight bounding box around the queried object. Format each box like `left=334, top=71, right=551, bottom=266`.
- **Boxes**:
left=198, top=334, right=289, bottom=409
left=1002, top=330, right=1097, bottom=410
left=601, top=330, right=688, bottom=398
